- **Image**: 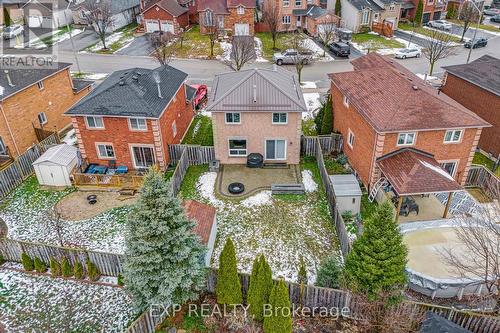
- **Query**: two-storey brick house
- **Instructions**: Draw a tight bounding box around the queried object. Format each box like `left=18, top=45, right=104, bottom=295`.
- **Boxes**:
left=400, top=0, right=446, bottom=23
left=65, top=65, right=194, bottom=171
left=328, top=53, right=490, bottom=191
left=140, top=0, right=190, bottom=34
left=441, top=55, right=500, bottom=158
left=198, top=0, right=255, bottom=35
left=0, top=63, right=92, bottom=162
left=265, top=0, right=333, bottom=32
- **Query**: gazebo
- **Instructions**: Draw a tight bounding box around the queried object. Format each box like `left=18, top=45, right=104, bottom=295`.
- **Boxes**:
left=375, top=148, right=463, bottom=222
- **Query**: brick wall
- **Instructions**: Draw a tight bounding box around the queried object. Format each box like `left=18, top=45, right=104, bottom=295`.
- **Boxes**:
left=442, top=73, right=499, bottom=157
left=143, top=4, right=189, bottom=34
left=0, top=68, right=90, bottom=157
left=227, top=7, right=255, bottom=35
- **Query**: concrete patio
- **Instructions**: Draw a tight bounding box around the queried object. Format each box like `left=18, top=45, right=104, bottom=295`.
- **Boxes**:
left=399, top=195, right=451, bottom=223
left=218, top=164, right=300, bottom=197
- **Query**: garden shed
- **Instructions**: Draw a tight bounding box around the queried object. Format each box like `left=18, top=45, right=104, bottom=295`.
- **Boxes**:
left=32, top=144, right=78, bottom=187
left=329, top=174, right=362, bottom=215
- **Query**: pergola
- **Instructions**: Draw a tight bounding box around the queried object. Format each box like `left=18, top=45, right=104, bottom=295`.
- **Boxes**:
left=376, top=148, right=463, bottom=222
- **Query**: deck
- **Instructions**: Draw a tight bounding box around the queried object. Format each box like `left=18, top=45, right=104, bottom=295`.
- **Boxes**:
left=72, top=172, right=144, bottom=189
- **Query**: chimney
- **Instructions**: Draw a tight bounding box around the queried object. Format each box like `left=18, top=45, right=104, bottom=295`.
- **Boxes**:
left=252, top=84, right=257, bottom=103
left=4, top=70, right=14, bottom=87
left=153, top=71, right=163, bottom=99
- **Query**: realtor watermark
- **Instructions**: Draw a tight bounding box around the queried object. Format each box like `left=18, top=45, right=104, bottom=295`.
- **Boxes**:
left=150, top=303, right=351, bottom=320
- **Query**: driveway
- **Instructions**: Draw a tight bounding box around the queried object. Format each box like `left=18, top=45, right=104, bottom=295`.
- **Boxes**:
left=115, top=35, right=152, bottom=56
left=57, top=29, right=99, bottom=51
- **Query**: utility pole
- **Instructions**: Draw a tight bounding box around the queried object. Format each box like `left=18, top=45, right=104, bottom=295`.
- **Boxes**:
left=64, top=0, right=82, bottom=74
left=464, top=0, right=484, bottom=64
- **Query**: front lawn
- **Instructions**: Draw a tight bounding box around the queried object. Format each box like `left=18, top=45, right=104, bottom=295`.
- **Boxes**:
left=0, top=177, right=131, bottom=253
left=472, top=152, right=500, bottom=177
left=352, top=33, right=405, bottom=50
left=181, top=115, right=213, bottom=146
left=398, top=23, right=462, bottom=43
left=170, top=25, right=222, bottom=59
left=449, top=19, right=500, bottom=33
left=86, top=23, right=138, bottom=54
left=0, top=267, right=136, bottom=332
left=179, top=157, right=340, bottom=282
left=255, top=32, right=288, bottom=59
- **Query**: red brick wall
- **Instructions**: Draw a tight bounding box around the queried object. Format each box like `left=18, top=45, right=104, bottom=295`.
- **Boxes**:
left=199, top=8, right=254, bottom=35
left=143, top=5, right=189, bottom=33
left=0, top=68, right=90, bottom=157
left=442, top=73, right=499, bottom=157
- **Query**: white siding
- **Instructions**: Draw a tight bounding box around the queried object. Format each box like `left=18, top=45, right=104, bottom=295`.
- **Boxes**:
left=341, top=0, right=361, bottom=32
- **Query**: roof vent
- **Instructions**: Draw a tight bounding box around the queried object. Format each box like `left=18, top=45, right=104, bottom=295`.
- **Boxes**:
left=4, top=70, right=14, bottom=87
left=252, top=84, right=257, bottom=103
left=153, top=71, right=163, bottom=99
left=132, top=75, right=138, bottom=81
left=119, top=80, right=125, bottom=86
left=412, top=85, right=419, bottom=91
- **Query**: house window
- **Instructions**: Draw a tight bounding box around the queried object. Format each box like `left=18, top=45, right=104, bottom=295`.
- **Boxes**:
left=272, top=112, right=287, bottom=124
left=389, top=4, right=395, bottom=10
left=132, top=145, right=155, bottom=168
left=0, top=136, right=6, bottom=155
left=86, top=116, right=104, bottom=129
left=348, top=129, right=355, bottom=149
left=205, top=10, right=214, bottom=26
left=283, top=0, right=290, bottom=6
left=129, top=118, right=147, bottom=131
left=229, top=139, right=247, bottom=156
left=37, top=81, right=44, bottom=90
left=225, top=112, right=241, bottom=124
left=37, top=112, right=47, bottom=126
left=374, top=13, right=379, bottom=21
left=444, top=130, right=462, bottom=143
left=440, top=161, right=457, bottom=177
left=397, top=132, right=416, bottom=146
left=237, top=6, right=245, bottom=14
left=97, top=144, right=115, bottom=159
left=172, top=120, right=177, bottom=137
left=295, top=0, right=301, bottom=6
left=218, top=15, right=224, bottom=29
left=282, top=15, right=291, bottom=24
left=343, top=95, right=349, bottom=107
left=361, top=10, right=370, bottom=25
left=266, top=139, right=286, bottom=160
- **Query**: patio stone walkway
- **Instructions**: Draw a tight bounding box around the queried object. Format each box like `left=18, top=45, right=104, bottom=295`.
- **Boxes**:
left=218, top=164, right=300, bottom=198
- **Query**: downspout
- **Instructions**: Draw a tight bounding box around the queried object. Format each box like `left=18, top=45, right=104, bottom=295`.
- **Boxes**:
left=0, top=102, right=20, bottom=156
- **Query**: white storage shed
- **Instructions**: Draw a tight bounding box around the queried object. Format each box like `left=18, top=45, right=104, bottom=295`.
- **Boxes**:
left=33, top=144, right=78, bottom=187
left=329, top=174, right=362, bottom=215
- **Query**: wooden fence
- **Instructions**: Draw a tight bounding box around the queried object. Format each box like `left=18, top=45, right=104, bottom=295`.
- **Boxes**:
left=168, top=144, right=215, bottom=165
left=465, top=164, right=500, bottom=200
left=170, top=147, right=190, bottom=196
left=0, top=133, right=59, bottom=198
left=301, top=134, right=343, bottom=156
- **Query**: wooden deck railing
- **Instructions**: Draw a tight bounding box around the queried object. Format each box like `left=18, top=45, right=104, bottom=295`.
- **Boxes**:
left=465, top=164, right=500, bottom=200
left=73, top=173, right=144, bottom=189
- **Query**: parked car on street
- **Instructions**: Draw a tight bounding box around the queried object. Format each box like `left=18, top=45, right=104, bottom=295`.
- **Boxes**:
left=394, top=48, right=421, bottom=59
left=483, top=8, right=500, bottom=15
left=464, top=37, right=488, bottom=48
left=273, top=49, right=313, bottom=65
left=328, top=42, right=350, bottom=57
left=2, top=25, right=24, bottom=39
left=490, top=14, right=500, bottom=22
left=428, top=20, right=452, bottom=31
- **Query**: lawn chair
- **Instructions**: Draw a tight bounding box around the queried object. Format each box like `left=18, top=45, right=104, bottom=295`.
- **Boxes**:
left=116, top=166, right=128, bottom=174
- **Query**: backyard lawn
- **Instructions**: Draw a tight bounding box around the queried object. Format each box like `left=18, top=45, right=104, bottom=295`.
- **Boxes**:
left=182, top=115, right=214, bottom=146
left=179, top=157, right=340, bottom=282
left=86, top=23, right=138, bottom=54
left=398, top=23, right=462, bottom=43
left=0, top=177, right=131, bottom=253
left=472, top=152, right=500, bottom=177
left=352, top=33, right=405, bottom=50
left=0, top=267, right=136, bottom=332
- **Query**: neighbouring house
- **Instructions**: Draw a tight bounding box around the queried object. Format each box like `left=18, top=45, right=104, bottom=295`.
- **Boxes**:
left=328, top=53, right=490, bottom=194
left=178, top=0, right=199, bottom=24
left=139, top=0, right=189, bottom=34
left=183, top=199, right=217, bottom=267
left=329, top=0, right=402, bottom=33
left=400, top=0, right=446, bottom=23
left=207, top=67, right=307, bottom=165
left=1, top=0, right=28, bottom=26
left=295, top=5, right=340, bottom=36
left=441, top=55, right=500, bottom=158
left=22, top=0, right=73, bottom=29
left=264, top=0, right=334, bottom=32
left=198, top=0, right=255, bottom=36
left=0, top=63, right=92, bottom=165
left=65, top=65, right=194, bottom=171
left=71, top=0, right=140, bottom=32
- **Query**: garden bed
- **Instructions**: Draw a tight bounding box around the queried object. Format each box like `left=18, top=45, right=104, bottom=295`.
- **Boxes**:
left=179, top=158, right=341, bottom=283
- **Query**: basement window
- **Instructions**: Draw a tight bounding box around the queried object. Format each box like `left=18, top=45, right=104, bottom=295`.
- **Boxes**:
left=37, top=81, right=44, bottom=90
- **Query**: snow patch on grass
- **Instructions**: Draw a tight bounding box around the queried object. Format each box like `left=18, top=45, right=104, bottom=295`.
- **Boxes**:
left=302, top=38, right=333, bottom=62
left=300, top=81, right=317, bottom=89
left=254, top=37, right=269, bottom=62
left=302, top=170, right=318, bottom=193
left=302, top=93, right=321, bottom=120
left=217, top=41, right=232, bottom=62
left=241, top=191, right=273, bottom=208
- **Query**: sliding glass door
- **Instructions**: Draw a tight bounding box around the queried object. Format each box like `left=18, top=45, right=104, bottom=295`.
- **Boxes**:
left=265, top=140, right=286, bottom=160
left=132, top=146, right=155, bottom=169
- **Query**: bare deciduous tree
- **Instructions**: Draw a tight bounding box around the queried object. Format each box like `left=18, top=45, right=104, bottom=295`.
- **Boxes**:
left=230, top=36, right=255, bottom=71
left=263, top=3, right=281, bottom=50
left=206, top=25, right=219, bottom=58
left=317, top=16, right=338, bottom=57
left=422, top=29, right=456, bottom=75
left=286, top=31, right=313, bottom=84
left=458, top=1, right=481, bottom=42
left=149, top=32, right=176, bottom=65
left=45, top=207, right=65, bottom=247
left=81, top=0, right=114, bottom=50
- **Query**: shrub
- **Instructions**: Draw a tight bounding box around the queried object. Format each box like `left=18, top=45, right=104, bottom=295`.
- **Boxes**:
left=86, top=259, right=101, bottom=281
left=216, top=238, right=242, bottom=305
left=336, top=154, right=348, bottom=165
left=297, top=256, right=308, bottom=285
left=34, top=257, right=47, bottom=273
left=0, top=253, right=4, bottom=265
left=50, top=257, right=61, bottom=277
left=117, top=273, right=124, bottom=286
left=316, top=256, right=342, bottom=289
left=61, top=257, right=73, bottom=278
left=74, top=260, right=84, bottom=279
left=414, top=0, right=424, bottom=25
left=320, top=94, right=333, bottom=135
left=359, top=26, right=371, bottom=34
left=21, top=253, right=34, bottom=271
left=263, top=280, right=292, bottom=333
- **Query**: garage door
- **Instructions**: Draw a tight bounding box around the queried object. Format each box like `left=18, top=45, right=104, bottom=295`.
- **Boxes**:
left=234, top=23, right=249, bottom=36
left=433, top=11, right=442, bottom=20
left=422, top=12, right=431, bottom=24
left=161, top=21, right=174, bottom=33
left=146, top=20, right=160, bottom=32
left=28, top=15, right=53, bottom=28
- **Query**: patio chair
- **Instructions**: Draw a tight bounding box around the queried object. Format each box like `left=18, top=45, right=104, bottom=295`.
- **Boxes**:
left=108, top=160, right=117, bottom=170
left=116, top=166, right=128, bottom=174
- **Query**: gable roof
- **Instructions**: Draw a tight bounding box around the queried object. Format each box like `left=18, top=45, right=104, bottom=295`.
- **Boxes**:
left=443, top=55, right=500, bottom=97
left=329, top=53, right=490, bottom=132
left=143, top=0, right=188, bottom=16
left=0, top=62, right=72, bottom=101
left=347, top=0, right=383, bottom=11
left=207, top=67, right=307, bottom=112
left=293, top=5, right=329, bottom=18
left=419, top=312, right=472, bottom=333
left=227, top=0, right=255, bottom=7
left=71, top=0, right=140, bottom=15
left=183, top=200, right=216, bottom=245
left=66, top=65, right=188, bottom=118
left=198, top=0, right=229, bottom=13
left=33, top=144, right=77, bottom=166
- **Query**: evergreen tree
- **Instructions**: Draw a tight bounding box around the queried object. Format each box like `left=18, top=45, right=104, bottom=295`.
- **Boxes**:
left=320, top=94, right=333, bottom=135
left=3, top=8, right=12, bottom=27
left=21, top=253, right=34, bottom=271
left=50, top=257, right=61, bottom=277
left=34, top=257, right=47, bottom=273
left=446, top=5, right=457, bottom=19
left=297, top=256, right=308, bottom=285
left=74, top=260, right=84, bottom=279
left=335, top=0, right=341, bottom=16
left=124, top=167, right=206, bottom=312
left=216, top=238, right=242, bottom=305
left=86, top=259, right=101, bottom=281
left=61, top=257, right=73, bottom=277
left=263, top=280, right=292, bottom=333
left=414, top=0, right=424, bottom=26
left=316, top=256, right=342, bottom=288
left=314, top=102, right=324, bottom=135
left=343, top=201, right=408, bottom=297
left=260, top=255, right=273, bottom=303
left=247, top=257, right=265, bottom=321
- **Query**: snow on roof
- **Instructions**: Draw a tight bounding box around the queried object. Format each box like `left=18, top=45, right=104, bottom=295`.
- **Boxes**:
left=33, top=144, right=78, bottom=166
left=329, top=174, right=362, bottom=197
left=0, top=86, right=4, bottom=96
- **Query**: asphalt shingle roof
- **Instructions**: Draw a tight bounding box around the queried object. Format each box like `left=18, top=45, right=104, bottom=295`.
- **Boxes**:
left=419, top=312, right=472, bottom=333
left=0, top=62, right=71, bottom=100
left=144, top=0, right=188, bottom=16
left=183, top=200, right=216, bottom=245
left=443, top=55, right=500, bottom=97
left=329, top=53, right=490, bottom=132
left=72, top=79, right=93, bottom=93
left=66, top=65, right=188, bottom=118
